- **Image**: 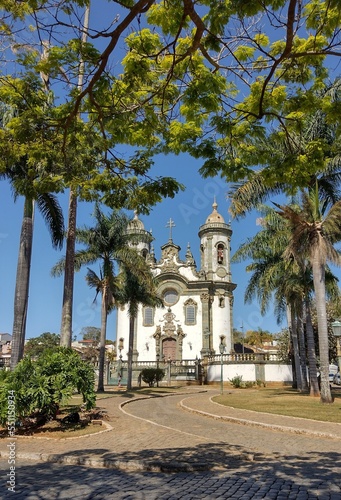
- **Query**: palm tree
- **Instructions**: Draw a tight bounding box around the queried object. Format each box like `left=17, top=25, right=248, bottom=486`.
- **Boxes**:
left=275, top=185, right=341, bottom=403
left=2, top=159, right=64, bottom=369
left=52, top=204, right=142, bottom=392
left=120, top=265, right=163, bottom=391
left=233, top=207, right=324, bottom=394
left=233, top=213, right=307, bottom=390
left=60, top=4, right=90, bottom=348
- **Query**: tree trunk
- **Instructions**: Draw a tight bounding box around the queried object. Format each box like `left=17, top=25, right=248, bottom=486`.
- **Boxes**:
left=305, top=298, right=320, bottom=397
left=127, top=314, right=135, bottom=391
left=291, top=312, right=303, bottom=391
left=60, top=189, right=77, bottom=347
left=311, top=251, right=333, bottom=403
left=11, top=198, right=34, bottom=370
left=297, top=302, right=309, bottom=392
left=60, top=6, right=90, bottom=347
left=97, top=286, right=108, bottom=392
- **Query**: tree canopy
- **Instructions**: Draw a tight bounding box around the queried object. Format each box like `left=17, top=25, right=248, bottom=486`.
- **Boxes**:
left=1, top=1, right=340, bottom=195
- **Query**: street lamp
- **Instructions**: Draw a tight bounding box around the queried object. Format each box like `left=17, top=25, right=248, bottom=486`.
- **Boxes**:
left=156, top=352, right=160, bottom=387
left=331, top=320, right=341, bottom=375
left=240, top=323, right=245, bottom=355
left=219, top=340, right=225, bottom=395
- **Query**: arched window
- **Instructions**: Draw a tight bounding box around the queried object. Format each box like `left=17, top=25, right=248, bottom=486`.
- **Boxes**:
left=184, top=299, right=197, bottom=325
left=143, top=307, right=154, bottom=326
left=217, top=243, right=224, bottom=264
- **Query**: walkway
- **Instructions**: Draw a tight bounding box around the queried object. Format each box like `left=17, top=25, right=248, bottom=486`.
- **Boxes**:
left=1, top=388, right=340, bottom=499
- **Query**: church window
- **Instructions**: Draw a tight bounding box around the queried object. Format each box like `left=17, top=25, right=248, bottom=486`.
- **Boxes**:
left=164, top=289, right=179, bottom=306
left=184, top=299, right=197, bottom=325
left=217, top=243, right=224, bottom=264
left=141, top=248, right=148, bottom=259
left=219, top=296, right=225, bottom=308
left=143, top=307, right=154, bottom=326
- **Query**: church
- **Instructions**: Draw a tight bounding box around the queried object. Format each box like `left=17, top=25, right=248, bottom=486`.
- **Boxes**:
left=116, top=201, right=237, bottom=363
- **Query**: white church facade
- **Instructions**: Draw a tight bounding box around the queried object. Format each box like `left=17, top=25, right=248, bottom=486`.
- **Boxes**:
left=116, top=201, right=237, bottom=363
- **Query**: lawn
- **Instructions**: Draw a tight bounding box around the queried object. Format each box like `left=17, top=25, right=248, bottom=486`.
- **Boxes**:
left=213, top=386, right=341, bottom=423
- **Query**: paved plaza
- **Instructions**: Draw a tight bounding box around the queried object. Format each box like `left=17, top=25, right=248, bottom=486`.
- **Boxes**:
left=1, top=388, right=341, bottom=499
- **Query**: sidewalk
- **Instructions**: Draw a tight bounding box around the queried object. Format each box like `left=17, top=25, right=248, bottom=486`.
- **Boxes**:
left=1, top=387, right=340, bottom=472
left=180, top=390, right=341, bottom=440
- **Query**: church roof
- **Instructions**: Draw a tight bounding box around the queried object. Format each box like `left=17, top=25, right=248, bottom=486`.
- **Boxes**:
left=127, top=212, right=145, bottom=231
left=205, top=200, right=225, bottom=224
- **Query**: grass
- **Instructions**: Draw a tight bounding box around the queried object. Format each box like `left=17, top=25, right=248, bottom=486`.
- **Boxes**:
left=213, top=386, right=341, bottom=423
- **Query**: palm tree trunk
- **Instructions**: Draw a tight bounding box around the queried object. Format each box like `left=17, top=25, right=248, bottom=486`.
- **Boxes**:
left=291, top=311, right=303, bottom=391
left=127, top=314, right=135, bottom=391
left=286, top=305, right=297, bottom=388
left=60, top=189, right=77, bottom=347
left=297, top=302, right=309, bottom=392
left=97, top=286, right=108, bottom=392
left=304, top=298, right=320, bottom=397
left=311, top=252, right=333, bottom=403
left=11, top=198, right=34, bottom=369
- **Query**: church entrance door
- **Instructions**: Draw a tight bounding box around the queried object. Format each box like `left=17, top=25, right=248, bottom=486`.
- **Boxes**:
left=163, top=338, right=176, bottom=361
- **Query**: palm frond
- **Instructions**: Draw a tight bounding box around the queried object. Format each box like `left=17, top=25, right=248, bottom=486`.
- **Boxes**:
left=36, top=193, right=65, bottom=250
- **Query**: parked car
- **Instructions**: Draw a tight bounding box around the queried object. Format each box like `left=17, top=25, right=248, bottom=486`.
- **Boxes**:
left=333, top=372, right=341, bottom=385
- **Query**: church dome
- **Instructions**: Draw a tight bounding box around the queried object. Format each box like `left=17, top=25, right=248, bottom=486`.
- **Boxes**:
left=205, top=200, right=225, bottom=224
left=127, top=212, right=145, bottom=231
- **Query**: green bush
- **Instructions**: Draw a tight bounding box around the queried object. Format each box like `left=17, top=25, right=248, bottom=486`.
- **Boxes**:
left=244, top=381, right=255, bottom=388
left=0, top=347, right=96, bottom=425
left=256, top=379, right=266, bottom=387
left=229, top=374, right=244, bottom=388
left=140, top=368, right=165, bottom=387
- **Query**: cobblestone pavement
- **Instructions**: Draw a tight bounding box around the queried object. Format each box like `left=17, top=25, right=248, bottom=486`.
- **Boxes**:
left=1, top=388, right=341, bottom=499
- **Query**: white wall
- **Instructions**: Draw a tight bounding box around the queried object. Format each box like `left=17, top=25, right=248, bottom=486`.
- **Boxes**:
left=207, top=363, right=292, bottom=383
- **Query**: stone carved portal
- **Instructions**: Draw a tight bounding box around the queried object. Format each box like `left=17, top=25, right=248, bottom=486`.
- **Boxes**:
left=153, top=308, right=186, bottom=361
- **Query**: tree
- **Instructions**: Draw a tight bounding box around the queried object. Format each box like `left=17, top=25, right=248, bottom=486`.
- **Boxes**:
left=0, top=73, right=66, bottom=370
left=52, top=204, right=145, bottom=392
left=275, top=186, right=341, bottom=403
left=24, top=332, right=60, bottom=359
left=2, top=2, right=341, bottom=184
left=120, top=265, right=163, bottom=391
left=80, top=327, right=101, bottom=343
left=232, top=206, right=318, bottom=393
left=244, top=329, right=274, bottom=348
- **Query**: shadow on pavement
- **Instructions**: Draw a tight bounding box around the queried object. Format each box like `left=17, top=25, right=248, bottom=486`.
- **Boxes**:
left=1, top=448, right=340, bottom=499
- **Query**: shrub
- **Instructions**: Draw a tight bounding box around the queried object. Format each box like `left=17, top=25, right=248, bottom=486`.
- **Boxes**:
left=0, top=347, right=96, bottom=425
left=229, top=375, right=244, bottom=388
left=244, top=381, right=255, bottom=388
left=256, top=379, right=266, bottom=387
left=140, top=368, right=165, bottom=387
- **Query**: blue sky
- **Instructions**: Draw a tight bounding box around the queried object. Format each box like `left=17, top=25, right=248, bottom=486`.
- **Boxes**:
left=1, top=151, right=284, bottom=342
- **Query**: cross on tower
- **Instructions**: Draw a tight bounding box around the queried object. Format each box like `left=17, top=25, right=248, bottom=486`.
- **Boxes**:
left=166, top=218, right=176, bottom=242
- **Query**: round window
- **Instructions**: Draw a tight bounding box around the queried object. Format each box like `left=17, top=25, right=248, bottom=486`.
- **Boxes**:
left=163, top=289, right=179, bottom=305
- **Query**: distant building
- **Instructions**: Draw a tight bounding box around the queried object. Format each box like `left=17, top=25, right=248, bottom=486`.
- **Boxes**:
left=116, top=201, right=237, bottom=362
left=0, top=333, right=12, bottom=368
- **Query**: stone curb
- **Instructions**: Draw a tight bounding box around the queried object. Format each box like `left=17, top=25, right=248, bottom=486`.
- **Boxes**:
left=0, top=450, right=211, bottom=473
left=179, top=396, right=341, bottom=441
left=1, top=420, right=113, bottom=441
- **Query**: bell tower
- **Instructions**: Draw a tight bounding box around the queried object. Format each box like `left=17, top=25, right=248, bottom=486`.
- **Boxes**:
left=126, top=212, right=154, bottom=260
left=198, top=200, right=235, bottom=354
left=198, top=199, right=232, bottom=282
